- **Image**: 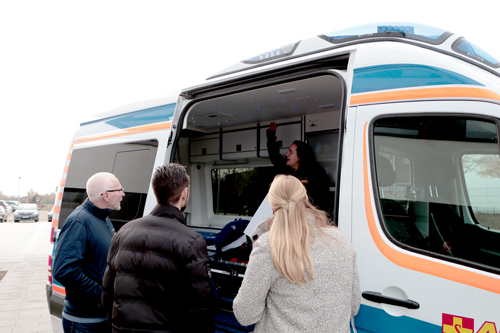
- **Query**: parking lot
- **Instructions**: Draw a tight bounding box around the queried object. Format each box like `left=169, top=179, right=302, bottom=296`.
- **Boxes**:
left=0, top=211, right=53, bottom=333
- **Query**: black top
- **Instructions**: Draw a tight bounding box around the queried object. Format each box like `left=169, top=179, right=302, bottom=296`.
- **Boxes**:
left=267, top=129, right=332, bottom=215
left=102, top=203, right=215, bottom=333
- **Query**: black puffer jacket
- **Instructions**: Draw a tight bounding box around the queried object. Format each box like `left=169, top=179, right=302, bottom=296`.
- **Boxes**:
left=102, top=203, right=215, bottom=333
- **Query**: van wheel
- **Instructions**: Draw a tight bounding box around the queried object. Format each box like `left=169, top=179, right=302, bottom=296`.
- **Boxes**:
left=14, top=220, right=19, bottom=223
left=35, top=219, right=39, bottom=222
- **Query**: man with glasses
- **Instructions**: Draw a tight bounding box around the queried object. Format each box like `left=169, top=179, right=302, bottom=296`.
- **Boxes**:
left=53, top=172, right=125, bottom=333
left=102, top=163, right=215, bottom=332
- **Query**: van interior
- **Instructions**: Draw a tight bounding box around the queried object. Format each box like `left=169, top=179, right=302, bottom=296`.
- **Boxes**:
left=174, top=74, right=344, bottom=231
left=172, top=74, right=345, bottom=320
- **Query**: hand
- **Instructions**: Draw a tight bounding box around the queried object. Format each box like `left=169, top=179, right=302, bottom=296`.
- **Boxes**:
left=269, top=122, right=277, bottom=131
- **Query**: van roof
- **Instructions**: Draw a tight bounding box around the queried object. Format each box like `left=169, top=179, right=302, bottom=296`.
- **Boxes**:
left=210, top=22, right=500, bottom=79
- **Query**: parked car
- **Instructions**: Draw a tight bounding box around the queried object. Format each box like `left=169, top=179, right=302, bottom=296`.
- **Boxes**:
left=0, top=200, right=10, bottom=213
left=14, top=203, right=39, bottom=222
left=6, top=201, right=18, bottom=212
left=0, top=206, right=6, bottom=222
left=48, top=207, right=54, bottom=222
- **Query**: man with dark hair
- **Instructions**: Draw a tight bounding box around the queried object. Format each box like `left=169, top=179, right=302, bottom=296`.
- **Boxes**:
left=102, top=163, right=215, bottom=333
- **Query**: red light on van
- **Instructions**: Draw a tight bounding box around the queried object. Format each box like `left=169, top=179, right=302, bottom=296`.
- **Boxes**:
left=50, top=227, right=55, bottom=243
left=48, top=255, right=52, bottom=284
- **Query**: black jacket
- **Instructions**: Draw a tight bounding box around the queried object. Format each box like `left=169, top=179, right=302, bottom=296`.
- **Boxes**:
left=53, top=198, right=115, bottom=319
left=102, top=203, right=215, bottom=333
left=267, top=129, right=332, bottom=214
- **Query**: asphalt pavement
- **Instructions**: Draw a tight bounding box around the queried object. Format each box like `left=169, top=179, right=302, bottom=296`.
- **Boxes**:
left=0, top=211, right=53, bottom=333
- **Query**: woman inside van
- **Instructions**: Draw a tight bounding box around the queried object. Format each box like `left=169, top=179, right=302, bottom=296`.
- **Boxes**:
left=233, top=175, right=360, bottom=333
left=266, top=122, right=332, bottom=215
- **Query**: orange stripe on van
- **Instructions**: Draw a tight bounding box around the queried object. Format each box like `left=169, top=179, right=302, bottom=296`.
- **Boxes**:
left=57, top=192, right=63, bottom=200
left=62, top=166, right=69, bottom=174
left=60, top=179, right=66, bottom=187
left=363, top=122, right=500, bottom=294
left=52, top=284, right=66, bottom=295
left=74, top=121, right=171, bottom=144
left=66, top=153, right=72, bottom=161
left=54, top=206, right=60, bottom=214
left=52, top=219, right=58, bottom=228
left=351, top=87, right=500, bottom=105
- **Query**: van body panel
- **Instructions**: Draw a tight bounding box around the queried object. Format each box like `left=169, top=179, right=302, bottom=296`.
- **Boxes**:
left=352, top=101, right=500, bottom=332
left=48, top=23, right=500, bottom=332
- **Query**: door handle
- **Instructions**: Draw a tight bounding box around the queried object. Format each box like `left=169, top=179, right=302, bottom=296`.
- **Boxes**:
left=362, top=291, right=420, bottom=309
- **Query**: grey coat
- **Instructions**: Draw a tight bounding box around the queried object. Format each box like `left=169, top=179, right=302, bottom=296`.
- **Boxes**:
left=233, top=219, right=360, bottom=333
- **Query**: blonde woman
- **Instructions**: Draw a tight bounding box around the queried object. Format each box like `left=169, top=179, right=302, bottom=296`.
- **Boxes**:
left=233, top=175, right=360, bottom=333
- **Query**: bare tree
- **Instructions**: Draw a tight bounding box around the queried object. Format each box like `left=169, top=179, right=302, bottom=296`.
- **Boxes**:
left=463, top=154, right=500, bottom=178
left=27, top=188, right=38, bottom=203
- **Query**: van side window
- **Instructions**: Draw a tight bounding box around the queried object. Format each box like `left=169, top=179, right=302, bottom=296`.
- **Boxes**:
left=212, top=167, right=276, bottom=216
left=60, top=140, right=158, bottom=231
left=373, top=116, right=500, bottom=272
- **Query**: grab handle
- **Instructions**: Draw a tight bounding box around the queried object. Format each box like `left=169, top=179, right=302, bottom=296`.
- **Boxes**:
left=362, top=291, right=419, bottom=309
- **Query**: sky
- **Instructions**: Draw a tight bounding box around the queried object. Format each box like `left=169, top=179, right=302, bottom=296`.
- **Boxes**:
left=1, top=0, right=500, bottom=197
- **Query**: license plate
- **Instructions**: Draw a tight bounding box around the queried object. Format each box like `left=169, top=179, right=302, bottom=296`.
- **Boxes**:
left=22, top=217, right=30, bottom=219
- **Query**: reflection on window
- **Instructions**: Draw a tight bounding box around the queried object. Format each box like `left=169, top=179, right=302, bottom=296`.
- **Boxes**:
left=374, top=116, right=500, bottom=272
left=212, top=167, right=276, bottom=216
left=462, top=154, right=500, bottom=231
left=377, top=152, right=412, bottom=201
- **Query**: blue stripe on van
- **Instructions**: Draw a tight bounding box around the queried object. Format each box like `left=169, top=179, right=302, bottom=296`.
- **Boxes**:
left=355, top=304, right=441, bottom=333
left=352, top=64, right=484, bottom=94
left=79, top=103, right=176, bottom=136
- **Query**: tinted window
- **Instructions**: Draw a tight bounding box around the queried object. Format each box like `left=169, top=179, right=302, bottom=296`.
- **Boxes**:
left=60, top=140, right=158, bottom=231
left=373, top=116, right=500, bottom=272
left=452, top=37, right=500, bottom=68
left=212, top=167, right=276, bottom=216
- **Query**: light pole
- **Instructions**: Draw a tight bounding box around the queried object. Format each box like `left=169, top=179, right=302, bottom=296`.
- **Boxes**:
left=18, top=177, right=20, bottom=204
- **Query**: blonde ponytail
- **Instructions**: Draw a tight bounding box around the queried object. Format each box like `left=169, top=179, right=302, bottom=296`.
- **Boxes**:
left=267, top=175, right=330, bottom=284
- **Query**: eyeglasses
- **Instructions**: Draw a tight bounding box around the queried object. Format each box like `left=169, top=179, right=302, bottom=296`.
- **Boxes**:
left=101, top=188, right=125, bottom=196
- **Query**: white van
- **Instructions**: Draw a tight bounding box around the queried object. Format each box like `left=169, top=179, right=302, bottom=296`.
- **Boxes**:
left=46, top=22, right=500, bottom=332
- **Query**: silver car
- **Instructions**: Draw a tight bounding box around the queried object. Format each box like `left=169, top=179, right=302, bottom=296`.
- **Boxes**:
left=48, top=206, right=54, bottom=222
left=0, top=206, right=6, bottom=222
left=14, top=203, right=39, bottom=222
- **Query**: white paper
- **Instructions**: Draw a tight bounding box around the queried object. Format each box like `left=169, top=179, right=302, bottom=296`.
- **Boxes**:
left=244, top=194, right=273, bottom=237
left=221, top=234, right=248, bottom=252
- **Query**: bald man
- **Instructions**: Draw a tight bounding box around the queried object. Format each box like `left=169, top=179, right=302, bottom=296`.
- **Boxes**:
left=53, top=172, right=125, bottom=333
